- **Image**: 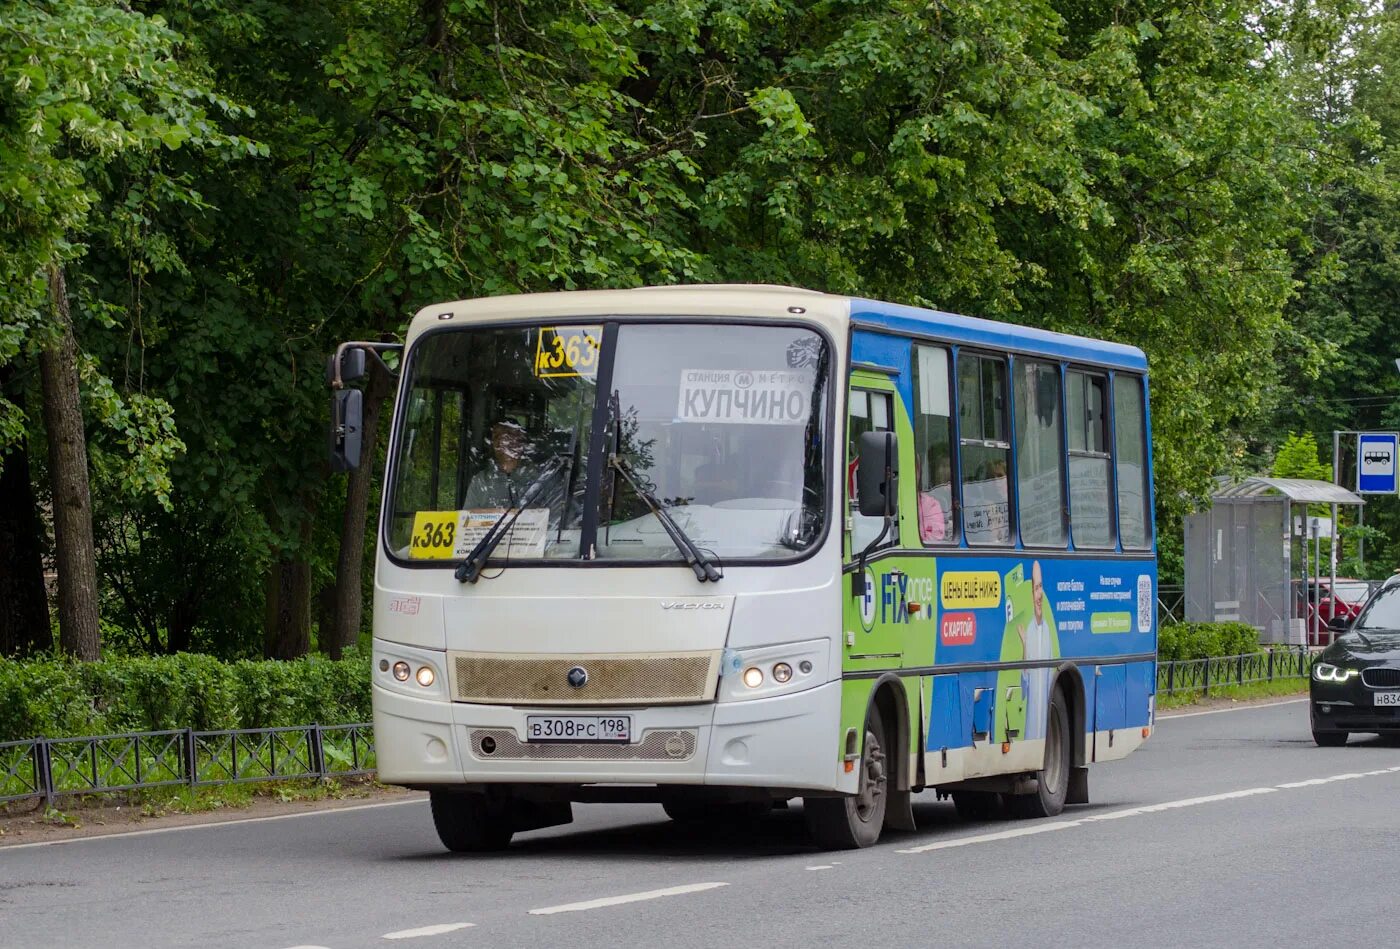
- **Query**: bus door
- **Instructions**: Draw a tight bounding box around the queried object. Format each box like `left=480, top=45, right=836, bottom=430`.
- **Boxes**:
left=844, top=377, right=934, bottom=672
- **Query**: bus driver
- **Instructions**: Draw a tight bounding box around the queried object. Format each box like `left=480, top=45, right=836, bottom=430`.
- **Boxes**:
left=464, top=419, right=537, bottom=508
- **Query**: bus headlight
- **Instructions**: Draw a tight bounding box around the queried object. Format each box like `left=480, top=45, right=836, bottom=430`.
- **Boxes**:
left=720, top=640, right=828, bottom=702
left=374, top=639, right=448, bottom=700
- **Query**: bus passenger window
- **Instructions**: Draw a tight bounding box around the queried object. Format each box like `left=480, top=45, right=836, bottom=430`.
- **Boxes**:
left=1114, top=375, right=1151, bottom=549
left=913, top=345, right=956, bottom=544
left=1067, top=370, right=1115, bottom=548
left=958, top=353, right=1012, bottom=546
left=1014, top=360, right=1067, bottom=547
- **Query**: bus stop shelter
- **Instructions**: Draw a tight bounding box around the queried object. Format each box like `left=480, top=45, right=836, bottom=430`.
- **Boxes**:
left=1184, top=477, right=1366, bottom=644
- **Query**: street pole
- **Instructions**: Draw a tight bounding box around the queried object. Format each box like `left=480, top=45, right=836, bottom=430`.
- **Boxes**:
left=1331, top=431, right=1340, bottom=615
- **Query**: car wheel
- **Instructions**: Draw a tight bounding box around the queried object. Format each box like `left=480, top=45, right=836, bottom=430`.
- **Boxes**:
left=1312, top=730, right=1348, bottom=747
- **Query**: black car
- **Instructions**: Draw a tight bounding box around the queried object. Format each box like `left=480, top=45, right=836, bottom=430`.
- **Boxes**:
left=1311, top=575, right=1400, bottom=746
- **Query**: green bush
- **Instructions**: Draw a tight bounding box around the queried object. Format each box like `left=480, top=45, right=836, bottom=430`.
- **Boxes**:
left=0, top=653, right=371, bottom=741
left=1158, top=622, right=1261, bottom=661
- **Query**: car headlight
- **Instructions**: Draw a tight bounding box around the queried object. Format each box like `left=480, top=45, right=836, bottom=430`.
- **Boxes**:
left=1313, top=663, right=1359, bottom=683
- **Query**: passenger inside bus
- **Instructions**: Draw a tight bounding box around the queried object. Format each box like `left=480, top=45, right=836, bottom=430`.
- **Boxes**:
left=918, top=454, right=952, bottom=542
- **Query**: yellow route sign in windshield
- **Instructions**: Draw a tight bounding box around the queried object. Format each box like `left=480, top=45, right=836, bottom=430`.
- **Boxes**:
left=534, top=325, right=602, bottom=379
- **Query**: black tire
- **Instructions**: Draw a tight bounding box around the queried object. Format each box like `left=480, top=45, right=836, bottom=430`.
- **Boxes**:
left=951, top=791, right=999, bottom=821
left=662, top=799, right=772, bottom=823
left=1313, top=730, right=1348, bottom=747
left=1007, top=688, right=1071, bottom=819
left=804, top=712, right=889, bottom=850
left=429, top=791, right=514, bottom=852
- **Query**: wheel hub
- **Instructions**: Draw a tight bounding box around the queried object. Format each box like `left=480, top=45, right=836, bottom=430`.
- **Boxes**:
left=855, top=731, right=886, bottom=822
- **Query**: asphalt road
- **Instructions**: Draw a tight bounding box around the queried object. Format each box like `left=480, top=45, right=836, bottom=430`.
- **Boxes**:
left=5, top=697, right=1398, bottom=949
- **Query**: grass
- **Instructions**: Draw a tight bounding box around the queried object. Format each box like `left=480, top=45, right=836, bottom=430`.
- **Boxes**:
left=1157, top=676, right=1308, bottom=710
left=3, top=776, right=385, bottom=830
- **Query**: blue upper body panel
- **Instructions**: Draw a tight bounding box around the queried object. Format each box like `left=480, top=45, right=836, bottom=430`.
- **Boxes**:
left=847, top=298, right=1148, bottom=372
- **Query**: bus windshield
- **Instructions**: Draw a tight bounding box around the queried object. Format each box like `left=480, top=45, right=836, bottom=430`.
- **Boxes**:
left=385, top=321, right=830, bottom=565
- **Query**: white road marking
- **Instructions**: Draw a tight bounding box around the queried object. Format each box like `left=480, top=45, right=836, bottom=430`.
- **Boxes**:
left=897, top=765, right=1400, bottom=855
left=528, top=882, right=728, bottom=915
left=382, top=923, right=474, bottom=939
left=806, top=865, right=834, bottom=870
left=0, top=797, right=425, bottom=852
left=897, top=820, right=1080, bottom=853
left=281, top=945, right=333, bottom=948
left=1157, top=698, right=1307, bottom=720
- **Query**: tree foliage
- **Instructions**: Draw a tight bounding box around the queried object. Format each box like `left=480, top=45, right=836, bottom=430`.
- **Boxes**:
left=2, top=0, right=1398, bottom=656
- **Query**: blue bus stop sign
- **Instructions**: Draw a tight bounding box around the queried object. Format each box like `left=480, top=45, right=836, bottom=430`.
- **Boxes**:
left=1358, top=432, right=1399, bottom=494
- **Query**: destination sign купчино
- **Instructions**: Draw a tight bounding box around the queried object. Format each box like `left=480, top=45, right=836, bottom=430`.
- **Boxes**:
left=676, top=369, right=811, bottom=425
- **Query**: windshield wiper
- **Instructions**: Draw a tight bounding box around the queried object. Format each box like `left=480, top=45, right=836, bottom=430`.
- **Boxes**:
left=455, top=455, right=568, bottom=583
left=609, top=453, right=721, bottom=583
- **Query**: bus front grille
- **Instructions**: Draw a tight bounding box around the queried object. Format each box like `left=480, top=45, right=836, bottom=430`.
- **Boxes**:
left=467, top=728, right=698, bottom=761
left=449, top=651, right=720, bottom=705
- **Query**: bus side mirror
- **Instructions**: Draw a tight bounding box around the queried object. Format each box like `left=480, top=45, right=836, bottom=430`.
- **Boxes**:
left=856, top=431, right=899, bottom=518
left=329, top=388, right=363, bottom=472
left=326, top=348, right=367, bottom=385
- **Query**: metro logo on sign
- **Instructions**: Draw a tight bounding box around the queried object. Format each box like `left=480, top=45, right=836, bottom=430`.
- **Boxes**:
left=1357, top=432, right=1399, bottom=495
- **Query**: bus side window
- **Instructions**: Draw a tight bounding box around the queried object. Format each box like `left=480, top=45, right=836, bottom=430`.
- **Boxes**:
left=1013, top=359, right=1067, bottom=547
left=849, top=388, right=893, bottom=551
left=913, top=344, right=956, bottom=545
left=1114, top=375, right=1151, bottom=549
left=958, top=352, right=1012, bottom=546
left=1067, top=370, right=1115, bottom=548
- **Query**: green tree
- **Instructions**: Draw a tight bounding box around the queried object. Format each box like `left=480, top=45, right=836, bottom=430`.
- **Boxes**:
left=1271, top=432, right=1333, bottom=482
left=0, top=0, right=256, bottom=657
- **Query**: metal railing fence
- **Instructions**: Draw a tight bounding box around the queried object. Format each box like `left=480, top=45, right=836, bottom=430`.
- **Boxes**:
left=1, top=723, right=375, bottom=807
left=2, top=650, right=1311, bottom=807
left=1157, top=646, right=1311, bottom=697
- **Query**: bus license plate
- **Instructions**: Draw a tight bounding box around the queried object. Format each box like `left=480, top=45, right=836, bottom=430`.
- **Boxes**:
left=525, top=715, right=631, bottom=743
left=1375, top=692, right=1400, bottom=707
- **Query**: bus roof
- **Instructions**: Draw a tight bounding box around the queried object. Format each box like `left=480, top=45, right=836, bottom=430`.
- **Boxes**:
left=850, top=297, right=1148, bottom=372
left=406, top=285, right=1148, bottom=372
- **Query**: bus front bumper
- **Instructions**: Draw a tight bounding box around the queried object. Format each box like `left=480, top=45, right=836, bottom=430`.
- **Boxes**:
left=372, top=679, right=846, bottom=793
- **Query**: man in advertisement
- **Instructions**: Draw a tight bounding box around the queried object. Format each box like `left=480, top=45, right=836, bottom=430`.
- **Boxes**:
left=1018, top=560, right=1053, bottom=740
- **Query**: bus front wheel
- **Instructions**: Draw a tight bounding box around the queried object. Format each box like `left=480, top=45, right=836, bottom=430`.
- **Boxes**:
left=1007, top=688, right=1070, bottom=819
left=430, top=790, right=514, bottom=852
left=804, top=713, right=888, bottom=849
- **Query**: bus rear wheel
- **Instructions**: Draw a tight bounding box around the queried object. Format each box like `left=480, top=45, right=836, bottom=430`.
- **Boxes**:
left=1007, top=688, right=1070, bottom=819
left=804, top=713, right=888, bottom=850
left=430, top=790, right=515, bottom=852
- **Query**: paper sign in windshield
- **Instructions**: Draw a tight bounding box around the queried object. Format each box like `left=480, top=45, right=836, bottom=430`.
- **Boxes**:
left=409, top=508, right=548, bottom=559
left=677, top=369, right=811, bottom=425
left=460, top=508, right=549, bottom=558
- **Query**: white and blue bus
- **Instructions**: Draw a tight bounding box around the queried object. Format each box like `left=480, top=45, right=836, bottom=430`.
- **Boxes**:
left=329, top=284, right=1156, bottom=851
